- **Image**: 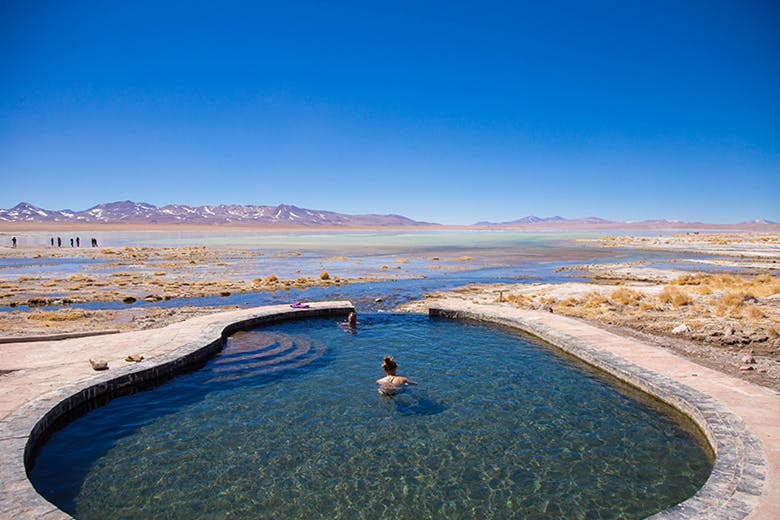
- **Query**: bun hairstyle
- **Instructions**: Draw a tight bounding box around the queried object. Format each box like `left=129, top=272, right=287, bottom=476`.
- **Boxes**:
left=382, top=356, right=397, bottom=372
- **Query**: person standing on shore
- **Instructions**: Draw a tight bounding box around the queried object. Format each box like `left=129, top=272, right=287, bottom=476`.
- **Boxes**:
left=11, top=237, right=16, bottom=248
left=57, top=237, right=61, bottom=247
left=50, top=237, right=54, bottom=246
left=76, top=237, right=80, bottom=247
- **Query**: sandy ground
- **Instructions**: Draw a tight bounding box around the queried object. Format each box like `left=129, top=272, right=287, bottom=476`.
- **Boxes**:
left=586, top=232, right=780, bottom=260
left=2, top=232, right=779, bottom=391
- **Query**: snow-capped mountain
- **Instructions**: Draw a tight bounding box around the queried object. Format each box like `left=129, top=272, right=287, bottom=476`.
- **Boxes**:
left=0, top=201, right=433, bottom=226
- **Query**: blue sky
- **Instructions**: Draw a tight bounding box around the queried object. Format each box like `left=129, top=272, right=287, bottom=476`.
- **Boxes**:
left=1, top=1, right=778, bottom=224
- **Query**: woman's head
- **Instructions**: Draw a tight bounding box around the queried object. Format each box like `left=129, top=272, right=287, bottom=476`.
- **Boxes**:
left=382, top=356, right=397, bottom=374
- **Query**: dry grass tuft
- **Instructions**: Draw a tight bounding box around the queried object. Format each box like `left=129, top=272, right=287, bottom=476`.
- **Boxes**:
left=610, top=288, right=643, bottom=306
left=659, top=286, right=692, bottom=307
left=502, top=293, right=531, bottom=308
left=582, top=292, right=609, bottom=308
left=672, top=273, right=704, bottom=286
left=745, top=305, right=766, bottom=321
left=27, top=309, right=91, bottom=322
left=67, top=274, right=94, bottom=282
left=720, top=291, right=751, bottom=308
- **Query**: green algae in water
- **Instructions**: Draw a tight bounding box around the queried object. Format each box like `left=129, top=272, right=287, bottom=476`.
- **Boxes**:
left=30, top=315, right=712, bottom=518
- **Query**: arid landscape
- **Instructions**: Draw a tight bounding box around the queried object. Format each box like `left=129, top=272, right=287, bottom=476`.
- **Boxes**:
left=2, top=229, right=779, bottom=391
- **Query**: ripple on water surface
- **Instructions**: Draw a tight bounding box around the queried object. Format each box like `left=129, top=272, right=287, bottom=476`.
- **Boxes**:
left=30, top=314, right=712, bottom=519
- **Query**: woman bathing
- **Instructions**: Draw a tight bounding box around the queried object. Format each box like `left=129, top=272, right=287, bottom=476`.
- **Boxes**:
left=376, top=356, right=417, bottom=395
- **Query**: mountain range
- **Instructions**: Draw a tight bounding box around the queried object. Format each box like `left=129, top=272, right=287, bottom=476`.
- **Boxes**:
left=0, top=201, right=433, bottom=227
left=0, top=201, right=777, bottom=229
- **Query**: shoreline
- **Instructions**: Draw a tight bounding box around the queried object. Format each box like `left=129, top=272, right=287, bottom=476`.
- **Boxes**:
left=2, top=222, right=779, bottom=233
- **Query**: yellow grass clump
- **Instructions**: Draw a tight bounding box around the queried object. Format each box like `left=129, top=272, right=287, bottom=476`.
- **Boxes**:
left=672, top=273, right=704, bottom=286
left=720, top=291, right=750, bottom=309
left=744, top=305, right=766, bottom=321
left=68, top=274, right=94, bottom=283
left=610, top=288, right=643, bottom=306
left=27, top=309, right=90, bottom=322
left=582, top=292, right=609, bottom=308
left=659, top=286, right=692, bottom=307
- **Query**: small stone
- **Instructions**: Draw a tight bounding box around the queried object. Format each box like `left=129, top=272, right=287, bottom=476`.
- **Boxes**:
left=740, top=365, right=755, bottom=371
left=89, top=359, right=109, bottom=371
left=375, top=298, right=384, bottom=303
left=672, top=324, right=690, bottom=335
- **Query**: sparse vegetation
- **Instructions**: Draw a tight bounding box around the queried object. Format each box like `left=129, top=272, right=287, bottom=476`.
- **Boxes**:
left=27, top=309, right=91, bottom=322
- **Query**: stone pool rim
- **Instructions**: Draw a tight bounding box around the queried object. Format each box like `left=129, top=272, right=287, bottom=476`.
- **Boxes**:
left=0, top=301, right=768, bottom=519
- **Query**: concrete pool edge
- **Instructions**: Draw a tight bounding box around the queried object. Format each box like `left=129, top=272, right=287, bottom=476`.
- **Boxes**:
left=429, top=303, right=773, bottom=520
left=0, top=301, right=354, bottom=519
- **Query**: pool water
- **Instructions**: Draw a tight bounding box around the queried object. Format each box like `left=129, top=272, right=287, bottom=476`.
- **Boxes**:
left=29, top=314, right=712, bottom=518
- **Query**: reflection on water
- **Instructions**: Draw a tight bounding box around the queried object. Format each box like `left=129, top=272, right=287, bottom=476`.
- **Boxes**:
left=384, top=390, right=448, bottom=416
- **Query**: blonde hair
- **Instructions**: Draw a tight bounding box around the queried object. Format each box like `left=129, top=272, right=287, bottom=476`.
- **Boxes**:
left=382, top=356, right=397, bottom=373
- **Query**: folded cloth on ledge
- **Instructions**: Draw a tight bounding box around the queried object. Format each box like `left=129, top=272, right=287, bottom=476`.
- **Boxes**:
left=290, top=302, right=310, bottom=309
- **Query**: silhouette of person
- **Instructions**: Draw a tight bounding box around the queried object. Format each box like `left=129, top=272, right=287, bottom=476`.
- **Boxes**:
left=50, top=237, right=54, bottom=246
left=11, top=237, right=16, bottom=248
left=70, top=238, right=74, bottom=247
left=76, top=237, right=80, bottom=247
left=57, top=237, right=62, bottom=247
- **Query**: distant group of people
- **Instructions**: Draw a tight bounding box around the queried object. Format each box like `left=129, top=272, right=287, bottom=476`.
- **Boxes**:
left=7, top=236, right=101, bottom=248
left=48, top=236, right=99, bottom=247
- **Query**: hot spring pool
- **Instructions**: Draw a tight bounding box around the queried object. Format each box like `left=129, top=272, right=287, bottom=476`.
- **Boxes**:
left=29, top=314, right=712, bottom=518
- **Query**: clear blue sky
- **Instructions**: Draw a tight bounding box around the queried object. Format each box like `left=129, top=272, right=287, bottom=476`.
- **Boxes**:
left=1, top=1, right=778, bottom=224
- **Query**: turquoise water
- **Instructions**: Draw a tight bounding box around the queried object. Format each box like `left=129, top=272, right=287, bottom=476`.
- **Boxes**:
left=30, top=314, right=712, bottom=519
left=6, top=229, right=603, bottom=251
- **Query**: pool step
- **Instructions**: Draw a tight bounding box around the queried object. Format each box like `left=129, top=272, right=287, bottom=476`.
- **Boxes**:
left=213, top=335, right=298, bottom=366
left=207, top=332, right=326, bottom=383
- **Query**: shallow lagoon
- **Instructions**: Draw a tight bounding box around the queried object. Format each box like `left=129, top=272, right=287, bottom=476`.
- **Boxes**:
left=0, top=230, right=713, bottom=314
left=30, top=314, right=712, bottom=518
